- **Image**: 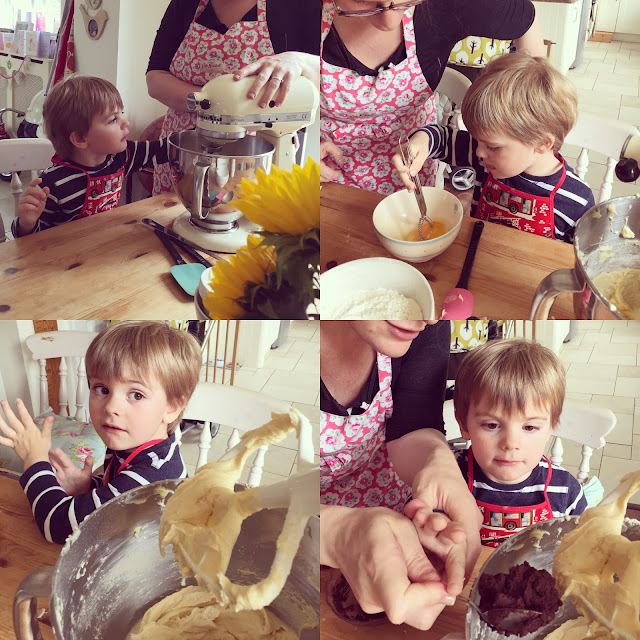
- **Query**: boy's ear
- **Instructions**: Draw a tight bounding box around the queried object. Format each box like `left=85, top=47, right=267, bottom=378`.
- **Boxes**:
left=535, top=134, right=555, bottom=154
left=69, top=131, right=88, bottom=150
left=164, top=397, right=186, bottom=426
left=455, top=410, right=471, bottom=440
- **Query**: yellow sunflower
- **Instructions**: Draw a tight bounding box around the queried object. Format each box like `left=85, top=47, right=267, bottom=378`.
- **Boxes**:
left=202, top=235, right=276, bottom=319
left=229, top=158, right=319, bottom=234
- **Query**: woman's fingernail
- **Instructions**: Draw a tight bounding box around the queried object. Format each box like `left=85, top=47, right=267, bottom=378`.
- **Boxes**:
left=259, top=102, right=267, bottom=108
left=441, top=596, right=455, bottom=606
left=248, top=93, right=255, bottom=99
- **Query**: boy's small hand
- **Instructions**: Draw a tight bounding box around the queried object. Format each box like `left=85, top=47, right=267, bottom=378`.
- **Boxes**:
left=0, top=399, right=53, bottom=470
left=49, top=448, right=94, bottom=496
left=405, top=499, right=467, bottom=597
left=391, top=132, right=430, bottom=191
left=17, top=178, right=49, bottom=233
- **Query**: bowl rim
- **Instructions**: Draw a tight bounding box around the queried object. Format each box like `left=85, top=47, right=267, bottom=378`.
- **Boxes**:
left=372, top=187, right=464, bottom=246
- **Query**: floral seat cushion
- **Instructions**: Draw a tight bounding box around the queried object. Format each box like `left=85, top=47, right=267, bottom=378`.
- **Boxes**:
left=0, top=412, right=106, bottom=478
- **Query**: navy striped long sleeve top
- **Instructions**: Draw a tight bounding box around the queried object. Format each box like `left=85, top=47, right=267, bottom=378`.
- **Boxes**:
left=19, top=434, right=186, bottom=544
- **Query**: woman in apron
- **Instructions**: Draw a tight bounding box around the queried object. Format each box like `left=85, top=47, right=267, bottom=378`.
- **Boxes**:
left=146, top=0, right=320, bottom=195
left=320, top=320, right=482, bottom=629
left=320, top=0, right=544, bottom=194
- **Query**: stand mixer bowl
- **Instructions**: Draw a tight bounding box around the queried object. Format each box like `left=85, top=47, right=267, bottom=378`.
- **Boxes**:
left=530, top=195, right=640, bottom=320
left=168, top=130, right=274, bottom=234
left=13, top=479, right=319, bottom=640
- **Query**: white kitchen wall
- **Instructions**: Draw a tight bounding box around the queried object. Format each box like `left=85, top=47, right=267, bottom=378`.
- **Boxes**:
left=74, top=0, right=170, bottom=137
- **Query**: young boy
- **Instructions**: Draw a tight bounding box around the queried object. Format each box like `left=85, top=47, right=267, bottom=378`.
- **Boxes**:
left=451, top=338, right=587, bottom=547
left=13, top=74, right=170, bottom=237
left=393, top=53, right=595, bottom=243
left=0, top=321, right=201, bottom=544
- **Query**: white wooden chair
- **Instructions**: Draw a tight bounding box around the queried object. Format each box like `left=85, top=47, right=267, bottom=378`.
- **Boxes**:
left=0, top=137, right=55, bottom=225
left=563, top=111, right=640, bottom=204
left=443, top=397, right=616, bottom=484
left=177, top=381, right=291, bottom=486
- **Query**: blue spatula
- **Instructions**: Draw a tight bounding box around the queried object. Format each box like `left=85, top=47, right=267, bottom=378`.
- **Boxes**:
left=154, top=230, right=205, bottom=297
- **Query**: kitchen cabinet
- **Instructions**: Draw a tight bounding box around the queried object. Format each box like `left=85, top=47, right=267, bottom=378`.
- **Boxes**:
left=533, top=0, right=582, bottom=75
left=616, top=0, right=640, bottom=35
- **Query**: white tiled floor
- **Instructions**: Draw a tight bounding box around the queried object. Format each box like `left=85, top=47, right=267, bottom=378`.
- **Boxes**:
left=561, top=38, right=640, bottom=198
left=179, top=320, right=320, bottom=485
left=555, top=320, right=640, bottom=504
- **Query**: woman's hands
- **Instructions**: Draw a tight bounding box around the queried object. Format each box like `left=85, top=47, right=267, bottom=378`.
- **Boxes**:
left=320, top=140, right=344, bottom=182
left=321, top=504, right=458, bottom=630
left=391, top=131, right=430, bottom=191
left=0, top=399, right=53, bottom=471
left=49, top=448, right=94, bottom=496
left=233, top=51, right=320, bottom=108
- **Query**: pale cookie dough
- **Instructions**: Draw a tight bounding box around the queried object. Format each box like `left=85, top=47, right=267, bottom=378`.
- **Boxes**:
left=546, top=618, right=610, bottom=640
left=592, top=268, right=640, bottom=319
left=126, top=585, right=296, bottom=640
left=553, top=470, right=640, bottom=639
left=160, top=410, right=311, bottom=612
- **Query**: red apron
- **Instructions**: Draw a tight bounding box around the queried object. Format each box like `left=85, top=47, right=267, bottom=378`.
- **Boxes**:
left=468, top=448, right=554, bottom=548
left=320, top=1, right=439, bottom=195
left=153, top=0, right=275, bottom=195
left=320, top=352, right=410, bottom=511
left=475, top=156, right=567, bottom=238
left=102, top=439, right=165, bottom=486
left=54, top=153, right=127, bottom=217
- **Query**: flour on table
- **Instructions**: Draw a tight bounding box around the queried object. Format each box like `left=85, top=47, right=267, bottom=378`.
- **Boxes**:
left=325, top=288, right=423, bottom=320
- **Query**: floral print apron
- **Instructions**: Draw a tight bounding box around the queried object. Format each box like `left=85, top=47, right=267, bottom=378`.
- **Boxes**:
left=468, top=448, right=554, bottom=548
left=320, top=0, right=439, bottom=195
left=320, top=353, right=410, bottom=511
left=153, top=0, right=275, bottom=195
left=475, top=156, right=567, bottom=238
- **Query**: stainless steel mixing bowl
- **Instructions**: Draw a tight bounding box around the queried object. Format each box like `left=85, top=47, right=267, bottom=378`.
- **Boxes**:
left=14, top=479, right=319, bottom=640
left=530, top=195, right=640, bottom=320
left=466, top=517, right=640, bottom=640
left=168, top=130, right=274, bottom=233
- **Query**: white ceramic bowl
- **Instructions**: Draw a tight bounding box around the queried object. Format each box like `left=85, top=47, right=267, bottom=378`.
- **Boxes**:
left=320, top=257, right=435, bottom=320
left=373, top=186, right=463, bottom=263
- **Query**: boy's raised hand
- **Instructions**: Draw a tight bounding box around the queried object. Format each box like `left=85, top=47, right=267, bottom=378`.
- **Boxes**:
left=49, top=448, right=94, bottom=496
left=0, top=399, right=53, bottom=471
left=391, top=131, right=430, bottom=191
left=17, top=177, right=49, bottom=233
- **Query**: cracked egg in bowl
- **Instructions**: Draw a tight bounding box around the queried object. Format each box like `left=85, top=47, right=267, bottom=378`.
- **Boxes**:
left=373, top=186, right=463, bottom=263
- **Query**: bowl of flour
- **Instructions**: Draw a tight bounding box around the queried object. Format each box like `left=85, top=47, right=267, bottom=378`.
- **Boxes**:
left=320, top=257, right=434, bottom=319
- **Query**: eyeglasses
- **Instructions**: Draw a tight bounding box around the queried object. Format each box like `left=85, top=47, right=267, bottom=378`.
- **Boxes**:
left=332, top=0, right=424, bottom=17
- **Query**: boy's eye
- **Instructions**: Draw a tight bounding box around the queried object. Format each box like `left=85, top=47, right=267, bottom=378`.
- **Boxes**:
left=523, top=424, right=540, bottom=432
left=487, top=146, right=499, bottom=152
left=483, top=422, right=499, bottom=430
left=92, top=385, right=108, bottom=395
left=128, top=391, right=144, bottom=401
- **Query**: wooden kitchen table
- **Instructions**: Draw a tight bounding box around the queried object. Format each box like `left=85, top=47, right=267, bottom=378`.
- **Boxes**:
left=0, top=194, right=217, bottom=319
left=0, top=475, right=58, bottom=640
left=321, top=183, right=575, bottom=319
left=321, top=545, right=493, bottom=640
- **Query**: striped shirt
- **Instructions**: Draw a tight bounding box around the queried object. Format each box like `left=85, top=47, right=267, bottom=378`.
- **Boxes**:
left=414, top=125, right=595, bottom=243
left=19, top=434, right=186, bottom=544
left=12, top=138, right=169, bottom=237
left=457, top=449, right=587, bottom=517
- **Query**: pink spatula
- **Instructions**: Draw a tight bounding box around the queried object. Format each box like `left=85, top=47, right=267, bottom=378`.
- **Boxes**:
left=441, top=220, right=484, bottom=319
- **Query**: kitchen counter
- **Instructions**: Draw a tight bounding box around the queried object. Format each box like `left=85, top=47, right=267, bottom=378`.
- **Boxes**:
left=0, top=475, right=57, bottom=640
left=0, top=193, right=216, bottom=319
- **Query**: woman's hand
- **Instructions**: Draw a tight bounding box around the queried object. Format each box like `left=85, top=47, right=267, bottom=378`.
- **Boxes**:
left=0, top=399, right=53, bottom=471
left=320, top=140, right=344, bottom=182
left=404, top=504, right=467, bottom=596
left=321, top=504, right=456, bottom=630
left=234, top=51, right=319, bottom=108
left=49, top=448, right=94, bottom=496
left=391, top=131, right=430, bottom=191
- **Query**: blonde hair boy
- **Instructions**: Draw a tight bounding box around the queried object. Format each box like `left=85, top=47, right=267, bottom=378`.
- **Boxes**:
left=43, top=75, right=124, bottom=160
left=86, top=321, right=202, bottom=434
left=461, top=53, right=577, bottom=154
left=0, top=321, right=201, bottom=544
left=394, top=53, right=594, bottom=243
left=451, top=339, right=586, bottom=547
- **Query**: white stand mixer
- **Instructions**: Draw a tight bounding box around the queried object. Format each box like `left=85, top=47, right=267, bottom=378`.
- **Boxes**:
left=169, top=74, right=319, bottom=253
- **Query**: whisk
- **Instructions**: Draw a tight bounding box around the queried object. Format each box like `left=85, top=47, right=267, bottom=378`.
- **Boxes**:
left=398, top=136, right=434, bottom=239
